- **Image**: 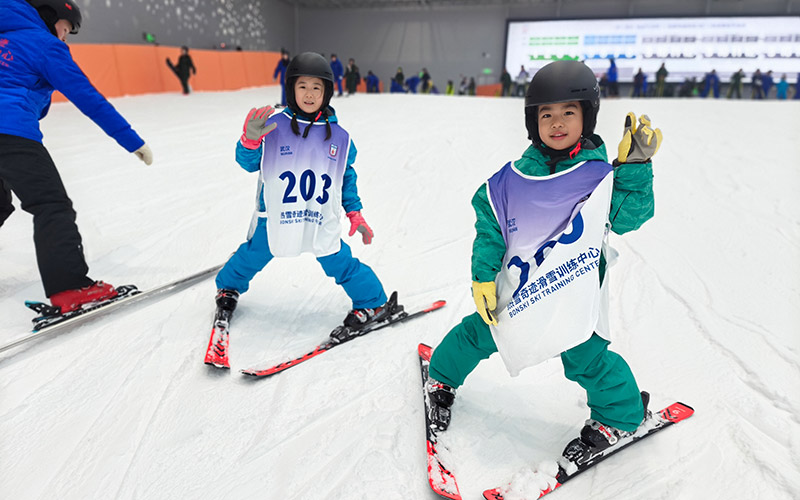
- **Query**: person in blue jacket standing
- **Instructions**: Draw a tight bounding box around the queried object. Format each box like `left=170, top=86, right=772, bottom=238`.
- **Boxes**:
left=795, top=73, right=800, bottom=100
left=330, top=53, right=344, bottom=97
left=606, top=57, right=618, bottom=97
left=0, top=0, right=153, bottom=313
left=273, top=49, right=290, bottom=106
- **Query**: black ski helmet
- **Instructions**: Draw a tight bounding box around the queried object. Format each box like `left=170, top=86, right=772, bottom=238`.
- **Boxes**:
left=524, top=60, right=600, bottom=146
left=28, top=0, right=82, bottom=35
left=285, top=52, right=334, bottom=116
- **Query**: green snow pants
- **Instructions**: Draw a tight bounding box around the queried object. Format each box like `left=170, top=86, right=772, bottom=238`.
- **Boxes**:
left=428, top=312, right=644, bottom=431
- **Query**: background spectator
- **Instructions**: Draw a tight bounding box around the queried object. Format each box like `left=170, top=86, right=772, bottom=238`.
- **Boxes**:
left=467, top=77, right=476, bottom=96
left=393, top=67, right=404, bottom=92
left=795, top=73, right=800, bottom=100
left=365, top=70, right=380, bottom=93
left=762, top=70, right=774, bottom=99
left=656, top=63, right=668, bottom=97
left=500, top=69, right=511, bottom=96
left=727, top=69, right=744, bottom=99
left=515, top=65, right=529, bottom=96
left=273, top=49, right=289, bottom=105
left=420, top=68, right=431, bottom=93
left=632, top=68, right=646, bottom=97
left=598, top=72, right=609, bottom=97
left=344, top=58, right=360, bottom=95
left=166, top=46, right=196, bottom=95
left=458, top=76, right=468, bottom=95
left=607, top=57, right=618, bottom=97
left=751, top=69, right=764, bottom=99
left=405, top=74, right=420, bottom=93
left=445, top=80, right=454, bottom=95
left=330, top=54, right=344, bottom=96
left=702, top=70, right=720, bottom=98
left=775, top=74, right=788, bottom=100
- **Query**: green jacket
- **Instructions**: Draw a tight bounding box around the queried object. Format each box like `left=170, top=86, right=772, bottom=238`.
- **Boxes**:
left=470, top=135, right=655, bottom=282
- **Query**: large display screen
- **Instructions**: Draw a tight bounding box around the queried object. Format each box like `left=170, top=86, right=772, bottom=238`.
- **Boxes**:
left=505, top=16, right=800, bottom=83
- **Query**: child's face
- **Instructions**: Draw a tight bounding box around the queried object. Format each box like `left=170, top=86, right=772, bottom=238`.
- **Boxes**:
left=537, top=101, right=583, bottom=150
left=294, top=76, right=325, bottom=115
left=54, top=19, right=72, bottom=42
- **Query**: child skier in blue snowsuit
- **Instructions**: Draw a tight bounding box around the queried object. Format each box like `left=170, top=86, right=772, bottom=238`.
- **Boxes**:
left=215, top=52, right=390, bottom=332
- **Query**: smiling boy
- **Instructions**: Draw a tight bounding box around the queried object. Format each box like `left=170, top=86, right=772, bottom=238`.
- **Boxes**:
left=424, top=60, right=664, bottom=466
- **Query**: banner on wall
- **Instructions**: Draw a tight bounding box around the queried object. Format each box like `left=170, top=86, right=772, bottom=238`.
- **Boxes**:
left=505, top=16, right=800, bottom=83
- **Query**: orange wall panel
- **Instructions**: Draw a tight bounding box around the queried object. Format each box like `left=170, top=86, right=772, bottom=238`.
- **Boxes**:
left=183, top=50, right=224, bottom=91
left=476, top=83, right=502, bottom=96
left=113, top=45, right=163, bottom=96
left=219, top=51, right=247, bottom=90
left=262, top=53, right=282, bottom=85
left=241, top=52, right=269, bottom=87
left=44, top=45, right=305, bottom=102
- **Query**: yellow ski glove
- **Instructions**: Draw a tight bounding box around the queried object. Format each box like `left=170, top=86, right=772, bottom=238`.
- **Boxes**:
left=472, top=281, right=498, bottom=326
left=616, top=112, right=663, bottom=165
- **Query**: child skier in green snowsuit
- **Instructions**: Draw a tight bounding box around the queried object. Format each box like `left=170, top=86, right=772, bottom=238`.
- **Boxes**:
left=425, top=60, right=664, bottom=460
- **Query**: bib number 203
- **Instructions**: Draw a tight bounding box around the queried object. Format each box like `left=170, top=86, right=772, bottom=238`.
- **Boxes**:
left=279, top=170, right=332, bottom=205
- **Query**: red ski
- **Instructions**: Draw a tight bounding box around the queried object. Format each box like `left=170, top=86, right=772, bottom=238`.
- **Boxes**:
left=241, top=295, right=445, bottom=378
left=419, top=343, right=462, bottom=500
left=483, top=402, right=695, bottom=500
left=204, top=318, right=231, bottom=369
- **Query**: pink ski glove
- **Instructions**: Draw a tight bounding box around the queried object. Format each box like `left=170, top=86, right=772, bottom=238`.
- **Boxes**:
left=240, top=106, right=277, bottom=149
left=347, top=211, right=374, bottom=245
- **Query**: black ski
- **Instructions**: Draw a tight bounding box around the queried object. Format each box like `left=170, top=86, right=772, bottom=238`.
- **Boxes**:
left=1, top=264, right=223, bottom=354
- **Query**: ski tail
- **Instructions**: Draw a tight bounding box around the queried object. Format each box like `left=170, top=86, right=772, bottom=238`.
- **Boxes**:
left=204, top=308, right=232, bottom=369
left=482, top=401, right=695, bottom=500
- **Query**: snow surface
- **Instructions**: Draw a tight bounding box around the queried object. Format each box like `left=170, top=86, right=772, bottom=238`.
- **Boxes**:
left=1, top=88, right=799, bottom=500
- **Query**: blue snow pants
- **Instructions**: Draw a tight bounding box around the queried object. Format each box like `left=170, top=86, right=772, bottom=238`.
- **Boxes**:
left=215, top=218, right=387, bottom=309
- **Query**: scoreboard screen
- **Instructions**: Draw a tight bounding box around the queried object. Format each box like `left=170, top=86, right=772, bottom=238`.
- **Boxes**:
left=505, top=16, right=800, bottom=82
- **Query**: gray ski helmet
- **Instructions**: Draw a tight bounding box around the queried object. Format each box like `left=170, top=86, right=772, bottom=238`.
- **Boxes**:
left=285, top=52, right=334, bottom=115
left=28, top=0, right=82, bottom=34
left=524, top=60, right=600, bottom=145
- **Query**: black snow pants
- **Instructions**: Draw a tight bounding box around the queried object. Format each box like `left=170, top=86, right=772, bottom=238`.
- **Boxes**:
left=0, top=134, right=93, bottom=297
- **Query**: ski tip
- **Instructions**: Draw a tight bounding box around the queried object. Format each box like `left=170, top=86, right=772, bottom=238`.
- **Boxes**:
left=424, top=300, right=447, bottom=312
left=418, top=343, right=433, bottom=358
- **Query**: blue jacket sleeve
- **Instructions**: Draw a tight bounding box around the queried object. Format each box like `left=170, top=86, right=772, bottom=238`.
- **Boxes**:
left=235, top=142, right=262, bottom=172
left=341, top=140, right=363, bottom=213
left=38, top=40, right=144, bottom=153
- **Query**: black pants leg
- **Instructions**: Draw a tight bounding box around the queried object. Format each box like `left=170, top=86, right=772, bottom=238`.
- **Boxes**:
left=0, top=176, right=14, bottom=227
left=0, top=134, right=93, bottom=297
left=179, top=76, right=191, bottom=94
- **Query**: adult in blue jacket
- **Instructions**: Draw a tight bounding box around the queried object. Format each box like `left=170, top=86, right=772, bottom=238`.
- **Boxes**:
left=330, top=53, right=344, bottom=96
left=0, top=0, right=152, bottom=313
left=606, top=57, right=618, bottom=97
left=273, top=50, right=290, bottom=106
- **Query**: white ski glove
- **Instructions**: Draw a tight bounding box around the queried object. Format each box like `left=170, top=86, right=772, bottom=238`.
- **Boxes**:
left=134, top=144, right=153, bottom=165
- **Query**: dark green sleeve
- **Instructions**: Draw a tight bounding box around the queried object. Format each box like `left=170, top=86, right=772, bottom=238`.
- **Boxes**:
left=609, top=161, right=655, bottom=235
left=470, top=184, right=507, bottom=282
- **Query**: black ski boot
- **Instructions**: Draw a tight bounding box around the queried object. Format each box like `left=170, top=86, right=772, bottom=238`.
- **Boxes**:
left=330, top=291, right=402, bottom=343
left=562, top=391, right=651, bottom=467
left=425, top=377, right=457, bottom=431
left=215, top=289, right=239, bottom=323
